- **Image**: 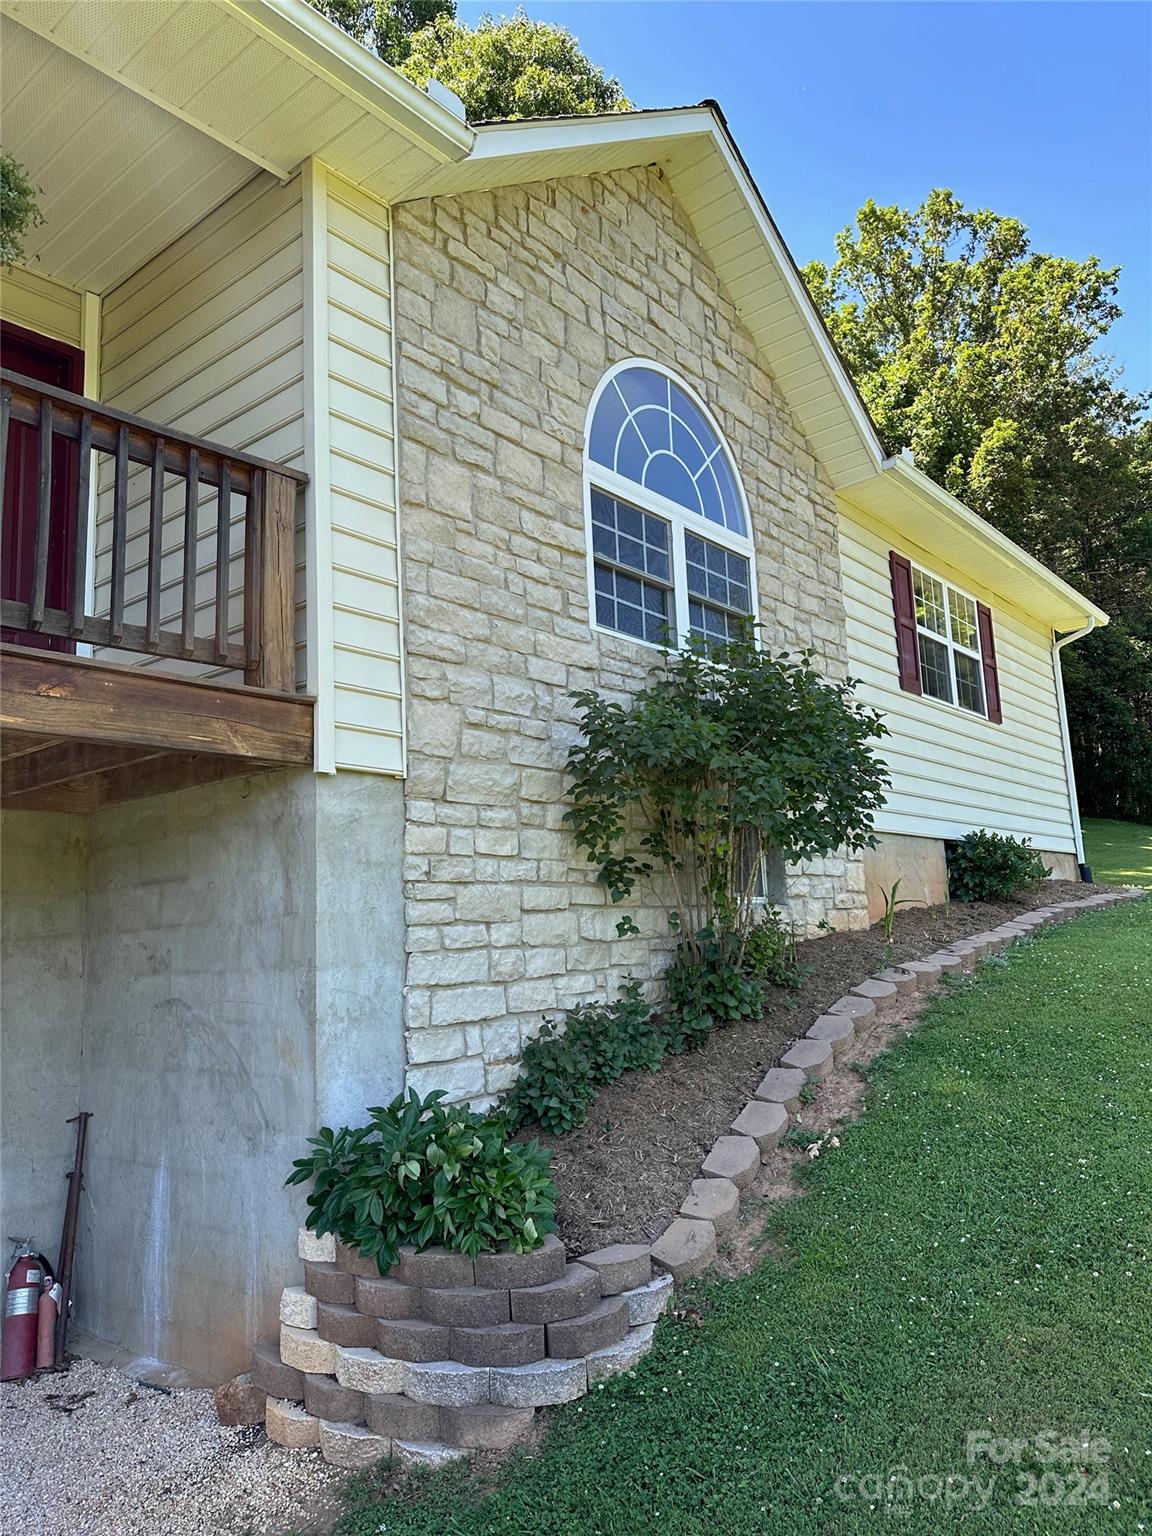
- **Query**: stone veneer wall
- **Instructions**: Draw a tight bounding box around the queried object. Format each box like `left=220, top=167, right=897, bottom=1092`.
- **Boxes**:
left=393, top=165, right=868, bottom=1104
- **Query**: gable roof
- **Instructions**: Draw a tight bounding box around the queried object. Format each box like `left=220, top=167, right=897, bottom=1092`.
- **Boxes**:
left=395, top=103, right=1107, bottom=632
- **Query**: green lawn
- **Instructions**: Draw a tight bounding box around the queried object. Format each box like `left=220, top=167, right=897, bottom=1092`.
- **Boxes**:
left=1083, top=818, right=1152, bottom=888
left=333, top=901, right=1152, bottom=1536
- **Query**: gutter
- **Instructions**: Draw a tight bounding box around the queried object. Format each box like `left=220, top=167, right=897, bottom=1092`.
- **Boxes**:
left=1053, top=618, right=1096, bottom=878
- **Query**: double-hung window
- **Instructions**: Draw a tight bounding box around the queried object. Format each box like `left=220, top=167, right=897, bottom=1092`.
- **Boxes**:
left=912, top=565, right=988, bottom=715
left=584, top=362, right=756, bottom=648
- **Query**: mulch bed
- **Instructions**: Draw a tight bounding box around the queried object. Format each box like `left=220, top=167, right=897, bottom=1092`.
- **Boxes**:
left=543, top=879, right=1105, bottom=1255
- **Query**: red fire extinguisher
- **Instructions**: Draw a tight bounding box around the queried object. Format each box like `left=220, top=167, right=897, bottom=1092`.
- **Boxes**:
left=2, top=1244, right=48, bottom=1381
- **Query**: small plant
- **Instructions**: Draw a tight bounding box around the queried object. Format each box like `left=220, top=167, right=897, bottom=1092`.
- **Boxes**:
left=506, top=982, right=666, bottom=1135
left=880, top=878, right=916, bottom=943
left=948, top=830, right=1051, bottom=903
left=287, top=1090, right=556, bottom=1271
left=1, top=151, right=43, bottom=269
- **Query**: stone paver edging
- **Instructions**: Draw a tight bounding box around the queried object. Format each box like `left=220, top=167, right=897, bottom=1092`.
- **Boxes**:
left=245, top=889, right=1143, bottom=1467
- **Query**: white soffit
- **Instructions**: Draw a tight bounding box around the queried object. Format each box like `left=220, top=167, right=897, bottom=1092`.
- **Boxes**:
left=1, top=0, right=472, bottom=279
left=402, top=108, right=886, bottom=492
left=841, top=459, right=1108, bottom=632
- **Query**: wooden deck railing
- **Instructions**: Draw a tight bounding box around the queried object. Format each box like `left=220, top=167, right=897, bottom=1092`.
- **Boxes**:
left=0, top=370, right=306, bottom=693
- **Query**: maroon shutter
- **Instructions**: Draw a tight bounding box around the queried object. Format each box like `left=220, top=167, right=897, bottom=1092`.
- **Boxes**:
left=977, top=602, right=1002, bottom=723
left=888, top=551, right=921, bottom=694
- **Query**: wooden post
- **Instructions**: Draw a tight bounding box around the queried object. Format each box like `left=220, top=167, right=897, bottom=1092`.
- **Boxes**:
left=254, top=470, right=296, bottom=694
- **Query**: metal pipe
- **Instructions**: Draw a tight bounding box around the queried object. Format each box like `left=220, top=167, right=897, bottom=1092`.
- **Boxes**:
left=1052, top=617, right=1096, bottom=876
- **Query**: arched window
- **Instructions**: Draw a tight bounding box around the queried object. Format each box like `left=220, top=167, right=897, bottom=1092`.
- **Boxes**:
left=583, top=361, right=756, bottom=647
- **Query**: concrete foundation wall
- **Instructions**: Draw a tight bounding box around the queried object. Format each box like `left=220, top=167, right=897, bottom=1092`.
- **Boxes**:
left=1, top=769, right=406, bottom=1382
left=0, top=813, right=86, bottom=1260
left=864, top=833, right=1082, bottom=921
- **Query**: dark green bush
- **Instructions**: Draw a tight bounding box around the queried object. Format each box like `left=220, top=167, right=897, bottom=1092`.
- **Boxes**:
left=287, top=1090, right=556, bottom=1271
left=948, top=829, right=1051, bottom=902
left=506, top=981, right=666, bottom=1135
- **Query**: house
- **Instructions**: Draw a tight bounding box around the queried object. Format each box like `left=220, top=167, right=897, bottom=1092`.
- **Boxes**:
left=0, top=0, right=1105, bottom=1380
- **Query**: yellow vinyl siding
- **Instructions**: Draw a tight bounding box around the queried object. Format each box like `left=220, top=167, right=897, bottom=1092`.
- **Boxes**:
left=0, top=265, right=84, bottom=348
left=839, top=505, right=1077, bottom=854
left=324, top=174, right=405, bottom=776
left=92, top=172, right=306, bottom=687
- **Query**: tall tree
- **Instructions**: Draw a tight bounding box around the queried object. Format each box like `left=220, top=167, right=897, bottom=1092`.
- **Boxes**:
left=804, top=190, right=1152, bottom=820
left=309, top=2, right=628, bottom=121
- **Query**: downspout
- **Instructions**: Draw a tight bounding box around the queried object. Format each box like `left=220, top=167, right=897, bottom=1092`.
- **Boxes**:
left=1053, top=617, right=1096, bottom=880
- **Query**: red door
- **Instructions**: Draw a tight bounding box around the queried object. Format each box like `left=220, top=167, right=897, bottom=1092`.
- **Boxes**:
left=1, top=323, right=86, bottom=651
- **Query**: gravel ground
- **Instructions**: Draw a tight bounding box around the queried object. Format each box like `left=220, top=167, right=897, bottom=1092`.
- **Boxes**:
left=0, top=1358, right=346, bottom=1536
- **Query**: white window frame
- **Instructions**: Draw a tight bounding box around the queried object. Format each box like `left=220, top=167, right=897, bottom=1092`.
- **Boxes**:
left=911, top=561, right=988, bottom=718
left=582, top=359, right=759, bottom=650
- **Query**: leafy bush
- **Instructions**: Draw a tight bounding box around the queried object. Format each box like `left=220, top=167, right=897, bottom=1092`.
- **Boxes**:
left=662, top=910, right=807, bottom=1053
left=1, top=151, right=43, bottom=269
left=948, top=830, right=1051, bottom=902
left=287, top=1090, right=556, bottom=1270
left=506, top=982, right=666, bottom=1136
left=564, top=638, right=888, bottom=963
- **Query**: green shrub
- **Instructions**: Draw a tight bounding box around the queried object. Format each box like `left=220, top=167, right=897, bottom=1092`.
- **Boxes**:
left=287, top=1090, right=556, bottom=1271
left=948, top=830, right=1051, bottom=902
left=506, top=982, right=666, bottom=1135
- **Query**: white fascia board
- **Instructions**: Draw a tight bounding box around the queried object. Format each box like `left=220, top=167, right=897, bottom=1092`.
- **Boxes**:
left=214, top=0, right=475, bottom=163
left=879, top=456, right=1109, bottom=631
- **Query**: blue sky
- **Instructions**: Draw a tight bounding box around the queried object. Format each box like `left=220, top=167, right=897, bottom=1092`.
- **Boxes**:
left=458, top=1, right=1152, bottom=396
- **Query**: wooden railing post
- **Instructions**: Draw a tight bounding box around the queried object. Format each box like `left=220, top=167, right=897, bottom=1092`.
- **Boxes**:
left=254, top=469, right=296, bottom=694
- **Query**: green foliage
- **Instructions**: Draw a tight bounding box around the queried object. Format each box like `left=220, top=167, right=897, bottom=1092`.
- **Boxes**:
left=307, top=0, right=454, bottom=64
left=663, top=910, right=807, bottom=1052
left=0, top=151, right=43, bottom=270
left=310, top=0, right=629, bottom=122
left=286, top=1090, right=556, bottom=1268
left=505, top=982, right=664, bottom=1136
left=880, top=878, right=915, bottom=943
left=398, top=9, right=629, bottom=121
left=802, top=189, right=1152, bottom=820
left=947, top=829, right=1050, bottom=903
left=564, top=636, right=888, bottom=965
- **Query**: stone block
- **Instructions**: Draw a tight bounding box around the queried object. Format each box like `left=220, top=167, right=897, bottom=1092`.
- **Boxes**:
left=805, top=1015, right=855, bottom=1060
left=393, top=1440, right=471, bottom=1470
left=474, top=1234, right=566, bottom=1289
left=489, top=1356, right=588, bottom=1408
left=440, top=1403, right=536, bottom=1451
left=421, top=1285, right=511, bottom=1328
left=944, top=943, right=978, bottom=971
left=279, top=1325, right=336, bottom=1377
left=304, top=1262, right=355, bottom=1306
left=926, top=950, right=966, bottom=974
left=304, top=1375, right=365, bottom=1425
left=779, top=1039, right=833, bottom=1079
left=510, top=1263, right=600, bottom=1323
left=355, top=1275, right=417, bottom=1319
left=623, top=1272, right=674, bottom=1326
left=298, top=1227, right=336, bottom=1264
left=873, top=967, right=919, bottom=995
left=451, top=1321, right=545, bottom=1367
left=729, top=1099, right=789, bottom=1152
left=319, top=1421, right=390, bottom=1470
left=576, top=1244, right=652, bottom=1296
left=701, top=1135, right=760, bottom=1188
left=586, top=1323, right=657, bottom=1382
left=849, top=978, right=899, bottom=1012
left=546, top=1295, right=629, bottom=1359
left=318, top=1303, right=377, bottom=1348
left=375, top=1318, right=452, bottom=1362
left=680, top=1177, right=739, bottom=1231
left=364, top=1392, right=442, bottom=1442
left=825, top=995, right=875, bottom=1023
left=250, top=1340, right=304, bottom=1402
left=651, top=1218, right=716, bottom=1280
left=405, top=1360, right=491, bottom=1407
left=753, top=1067, right=806, bottom=1114
left=213, top=1373, right=266, bottom=1426
left=265, top=1398, right=319, bottom=1449
left=395, top=1246, right=476, bottom=1289
left=279, top=1287, right=318, bottom=1331
left=899, top=958, right=943, bottom=988
left=334, top=1346, right=407, bottom=1396
left=335, top=1241, right=379, bottom=1278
